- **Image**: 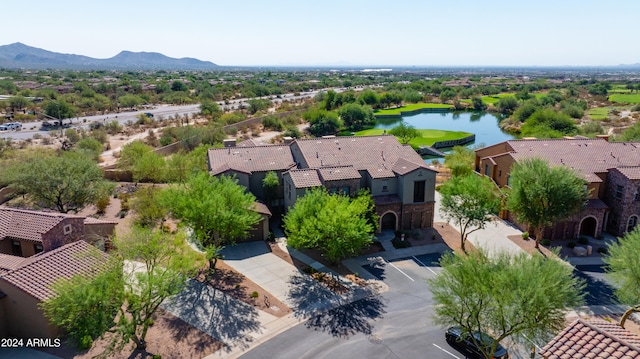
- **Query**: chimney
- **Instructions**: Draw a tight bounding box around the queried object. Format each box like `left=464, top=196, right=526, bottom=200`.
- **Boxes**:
left=283, top=136, right=293, bottom=145
left=596, top=135, right=610, bottom=142
left=223, top=138, right=237, bottom=148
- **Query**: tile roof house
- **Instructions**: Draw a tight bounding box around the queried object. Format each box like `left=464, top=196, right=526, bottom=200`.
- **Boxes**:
left=208, top=135, right=437, bottom=233
left=475, top=138, right=640, bottom=239
left=0, top=207, right=116, bottom=258
left=0, top=241, right=108, bottom=339
left=540, top=318, right=640, bottom=358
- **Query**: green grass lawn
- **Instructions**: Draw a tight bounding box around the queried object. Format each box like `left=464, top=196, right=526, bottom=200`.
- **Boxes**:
left=609, top=93, right=640, bottom=104
left=588, top=107, right=610, bottom=120
left=353, top=128, right=472, bottom=149
left=374, top=103, right=452, bottom=115
left=609, top=84, right=632, bottom=93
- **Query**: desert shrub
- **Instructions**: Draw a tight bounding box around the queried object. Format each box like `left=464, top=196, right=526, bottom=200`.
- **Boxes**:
left=392, top=235, right=411, bottom=249
left=541, top=238, right=551, bottom=246
left=283, top=125, right=301, bottom=138
left=262, top=115, right=284, bottom=131
left=95, top=196, right=110, bottom=214
left=65, top=128, right=81, bottom=144
left=251, top=291, right=259, bottom=298
left=522, top=231, right=529, bottom=240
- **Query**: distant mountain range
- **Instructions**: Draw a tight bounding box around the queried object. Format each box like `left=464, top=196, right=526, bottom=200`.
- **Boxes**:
left=0, top=42, right=218, bottom=70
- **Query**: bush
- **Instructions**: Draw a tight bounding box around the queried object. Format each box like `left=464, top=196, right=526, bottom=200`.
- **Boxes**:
left=521, top=231, right=529, bottom=240
left=251, top=291, right=259, bottom=299
left=541, top=238, right=551, bottom=246
left=597, top=247, right=608, bottom=254
left=262, top=115, right=284, bottom=131
left=78, top=335, right=93, bottom=350
left=95, top=196, right=110, bottom=214
left=578, top=236, right=589, bottom=245
left=392, top=235, right=411, bottom=249
left=567, top=241, right=576, bottom=249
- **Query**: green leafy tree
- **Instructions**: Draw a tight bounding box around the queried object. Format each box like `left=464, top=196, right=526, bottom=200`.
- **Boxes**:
left=338, top=103, right=375, bottom=131
left=283, top=188, right=375, bottom=262
left=247, top=98, right=271, bottom=114
left=131, top=186, right=168, bottom=228
left=161, top=173, right=261, bottom=271
left=262, top=171, right=279, bottom=206
left=44, top=100, right=76, bottom=124
left=304, top=108, right=342, bottom=137
left=9, top=95, right=31, bottom=112
left=495, top=96, right=518, bottom=114
left=444, top=146, right=475, bottom=177
left=111, top=228, right=197, bottom=351
left=388, top=122, right=421, bottom=145
left=357, top=89, right=380, bottom=108
left=430, top=249, right=584, bottom=359
left=199, top=99, right=223, bottom=119
left=471, top=96, right=487, bottom=111
left=118, top=94, right=143, bottom=110
left=605, top=227, right=640, bottom=328
left=507, top=158, right=589, bottom=248
left=75, top=137, right=104, bottom=161
left=170, top=80, right=188, bottom=92
left=9, top=152, right=114, bottom=213
left=40, top=255, right=123, bottom=349
left=132, top=151, right=166, bottom=183
left=520, top=109, right=577, bottom=138
left=439, top=175, right=501, bottom=251
left=619, top=122, right=640, bottom=141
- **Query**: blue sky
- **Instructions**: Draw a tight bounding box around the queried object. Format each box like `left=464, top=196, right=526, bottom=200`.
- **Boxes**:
left=2, top=0, right=638, bottom=67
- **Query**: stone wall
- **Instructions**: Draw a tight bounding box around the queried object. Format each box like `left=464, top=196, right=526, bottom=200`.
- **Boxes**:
left=605, top=169, right=640, bottom=235
left=41, top=218, right=85, bottom=252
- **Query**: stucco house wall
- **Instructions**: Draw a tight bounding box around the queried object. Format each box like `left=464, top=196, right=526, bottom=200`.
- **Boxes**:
left=0, top=280, right=58, bottom=339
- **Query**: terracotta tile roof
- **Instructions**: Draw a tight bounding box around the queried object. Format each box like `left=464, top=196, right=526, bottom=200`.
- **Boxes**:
left=0, top=241, right=107, bottom=301
left=83, top=217, right=118, bottom=225
left=208, top=145, right=296, bottom=175
left=252, top=202, right=272, bottom=217
left=292, top=136, right=433, bottom=177
left=392, top=157, right=424, bottom=175
left=0, top=208, right=82, bottom=243
left=615, top=166, right=640, bottom=180
left=540, top=319, right=640, bottom=359
left=317, top=166, right=362, bottom=182
left=503, top=139, right=640, bottom=183
left=287, top=169, right=322, bottom=188
left=237, top=138, right=263, bottom=147
left=0, top=253, right=31, bottom=271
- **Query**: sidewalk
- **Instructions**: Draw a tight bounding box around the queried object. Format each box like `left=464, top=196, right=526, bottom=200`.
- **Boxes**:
left=433, top=191, right=526, bottom=257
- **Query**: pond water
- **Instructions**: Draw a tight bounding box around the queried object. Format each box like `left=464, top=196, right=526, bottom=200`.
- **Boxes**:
left=374, top=111, right=515, bottom=150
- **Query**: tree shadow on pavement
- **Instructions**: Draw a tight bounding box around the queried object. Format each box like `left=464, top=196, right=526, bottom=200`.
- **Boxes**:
left=287, top=273, right=386, bottom=338
left=162, top=279, right=261, bottom=352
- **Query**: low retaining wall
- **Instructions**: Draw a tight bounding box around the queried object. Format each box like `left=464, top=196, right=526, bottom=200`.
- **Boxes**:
left=432, top=134, right=476, bottom=149
left=0, top=187, right=15, bottom=204
left=374, top=107, right=451, bottom=118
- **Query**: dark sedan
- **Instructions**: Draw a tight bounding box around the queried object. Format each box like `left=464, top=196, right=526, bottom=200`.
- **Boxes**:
left=445, top=326, right=509, bottom=359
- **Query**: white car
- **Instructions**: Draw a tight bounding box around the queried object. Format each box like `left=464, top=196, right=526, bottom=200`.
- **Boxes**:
left=5, top=122, right=22, bottom=130
left=0, top=125, right=8, bottom=131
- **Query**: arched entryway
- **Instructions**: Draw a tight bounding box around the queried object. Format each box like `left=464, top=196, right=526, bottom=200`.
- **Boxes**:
left=579, top=216, right=597, bottom=237
left=380, top=211, right=398, bottom=231
left=628, top=215, right=639, bottom=233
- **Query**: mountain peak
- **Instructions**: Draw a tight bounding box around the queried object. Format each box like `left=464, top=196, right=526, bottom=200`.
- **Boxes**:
left=0, top=43, right=218, bottom=70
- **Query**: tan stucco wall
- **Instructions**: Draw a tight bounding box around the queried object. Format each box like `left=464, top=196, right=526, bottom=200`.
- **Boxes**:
left=399, top=169, right=436, bottom=204
left=0, top=280, right=58, bottom=339
left=371, top=177, right=398, bottom=197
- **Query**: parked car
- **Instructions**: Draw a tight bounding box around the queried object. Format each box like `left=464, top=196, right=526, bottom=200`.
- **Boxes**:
left=144, top=112, right=154, bottom=118
left=0, top=125, right=8, bottom=131
left=445, top=326, right=509, bottom=359
left=6, top=122, right=22, bottom=130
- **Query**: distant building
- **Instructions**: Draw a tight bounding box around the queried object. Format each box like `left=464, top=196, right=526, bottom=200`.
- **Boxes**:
left=208, top=135, right=437, bottom=234
left=475, top=137, right=640, bottom=239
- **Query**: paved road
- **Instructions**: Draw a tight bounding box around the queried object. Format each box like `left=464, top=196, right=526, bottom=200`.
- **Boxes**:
left=0, top=86, right=371, bottom=141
